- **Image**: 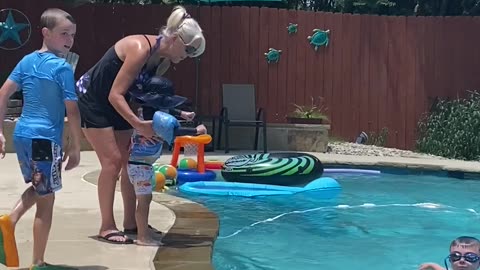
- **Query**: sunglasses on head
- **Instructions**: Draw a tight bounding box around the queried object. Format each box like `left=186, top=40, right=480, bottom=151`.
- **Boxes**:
left=178, top=35, right=198, bottom=56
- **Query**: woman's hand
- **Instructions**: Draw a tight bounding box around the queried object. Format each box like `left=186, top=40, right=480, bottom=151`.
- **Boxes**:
left=135, top=120, right=156, bottom=140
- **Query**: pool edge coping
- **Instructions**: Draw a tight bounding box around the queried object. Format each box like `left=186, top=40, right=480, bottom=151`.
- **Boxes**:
left=151, top=194, right=219, bottom=270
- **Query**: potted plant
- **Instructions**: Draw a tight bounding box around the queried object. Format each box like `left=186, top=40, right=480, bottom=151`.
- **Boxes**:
left=286, top=96, right=329, bottom=124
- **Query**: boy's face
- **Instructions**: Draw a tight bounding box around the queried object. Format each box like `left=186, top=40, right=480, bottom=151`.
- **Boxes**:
left=448, top=244, right=480, bottom=270
left=43, top=18, right=76, bottom=57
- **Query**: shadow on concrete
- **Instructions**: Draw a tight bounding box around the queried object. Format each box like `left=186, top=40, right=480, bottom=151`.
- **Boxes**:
left=17, top=265, right=109, bottom=270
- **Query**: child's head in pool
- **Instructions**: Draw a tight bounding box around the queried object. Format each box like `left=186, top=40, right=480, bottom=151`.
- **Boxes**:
left=445, top=236, right=480, bottom=270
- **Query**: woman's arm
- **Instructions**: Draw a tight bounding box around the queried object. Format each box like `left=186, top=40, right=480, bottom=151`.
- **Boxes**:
left=108, top=38, right=150, bottom=129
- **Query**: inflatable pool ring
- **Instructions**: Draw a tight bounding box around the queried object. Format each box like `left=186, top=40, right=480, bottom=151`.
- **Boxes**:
left=205, top=160, right=223, bottom=170
left=180, top=177, right=341, bottom=197
left=176, top=169, right=217, bottom=185
left=324, top=168, right=381, bottom=175
left=221, top=152, right=323, bottom=186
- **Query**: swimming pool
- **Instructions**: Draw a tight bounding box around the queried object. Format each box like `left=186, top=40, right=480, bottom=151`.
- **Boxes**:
left=175, top=169, right=480, bottom=270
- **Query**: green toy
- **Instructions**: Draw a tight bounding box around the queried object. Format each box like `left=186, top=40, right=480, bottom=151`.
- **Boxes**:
left=264, top=48, right=282, bottom=64
left=0, top=230, right=6, bottom=266
left=307, top=29, right=330, bottom=51
left=287, top=23, right=298, bottom=35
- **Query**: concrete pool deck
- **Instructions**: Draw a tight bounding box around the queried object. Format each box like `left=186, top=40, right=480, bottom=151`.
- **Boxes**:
left=2, top=150, right=480, bottom=269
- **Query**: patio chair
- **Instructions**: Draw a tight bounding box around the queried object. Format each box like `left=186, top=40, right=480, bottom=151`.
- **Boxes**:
left=217, top=84, right=267, bottom=153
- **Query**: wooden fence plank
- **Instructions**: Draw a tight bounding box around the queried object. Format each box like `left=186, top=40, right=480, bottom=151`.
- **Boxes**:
left=276, top=8, right=288, bottom=122
left=358, top=14, right=371, bottom=135
left=285, top=9, right=298, bottom=118
left=349, top=14, right=362, bottom=141
left=266, top=8, right=279, bottom=122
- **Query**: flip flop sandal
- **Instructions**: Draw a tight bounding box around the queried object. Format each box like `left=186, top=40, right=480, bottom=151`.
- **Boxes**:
left=97, top=231, right=134, bottom=245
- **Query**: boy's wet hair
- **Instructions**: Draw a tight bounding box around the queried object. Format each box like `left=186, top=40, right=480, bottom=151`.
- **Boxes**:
left=40, top=8, right=76, bottom=30
left=450, top=236, right=480, bottom=252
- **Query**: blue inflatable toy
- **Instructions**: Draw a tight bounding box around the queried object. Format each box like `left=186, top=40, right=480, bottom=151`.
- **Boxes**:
left=152, top=111, right=179, bottom=145
left=179, top=177, right=341, bottom=197
left=176, top=169, right=217, bottom=185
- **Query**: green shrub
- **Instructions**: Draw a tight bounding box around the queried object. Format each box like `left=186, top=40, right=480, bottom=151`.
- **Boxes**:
left=416, top=91, right=480, bottom=160
left=366, top=127, right=389, bottom=147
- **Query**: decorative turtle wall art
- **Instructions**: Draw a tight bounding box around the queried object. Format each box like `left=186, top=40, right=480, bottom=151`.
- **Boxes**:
left=287, top=23, right=298, bottom=35
left=264, top=48, right=282, bottom=64
left=307, top=29, right=330, bottom=51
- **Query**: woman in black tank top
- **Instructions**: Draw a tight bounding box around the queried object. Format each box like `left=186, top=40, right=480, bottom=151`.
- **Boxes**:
left=75, top=5, right=205, bottom=245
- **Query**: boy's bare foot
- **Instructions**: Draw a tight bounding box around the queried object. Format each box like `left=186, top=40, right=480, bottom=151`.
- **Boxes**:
left=135, top=237, right=163, bottom=246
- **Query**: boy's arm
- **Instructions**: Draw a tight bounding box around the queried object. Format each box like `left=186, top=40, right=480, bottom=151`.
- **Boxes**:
left=168, top=108, right=181, bottom=117
left=0, top=80, right=19, bottom=157
left=0, top=59, right=23, bottom=135
left=418, top=263, right=445, bottom=270
left=56, top=63, right=81, bottom=169
left=174, top=127, right=198, bottom=137
left=0, top=80, right=19, bottom=131
left=174, top=125, right=207, bottom=137
left=169, top=108, right=195, bottom=122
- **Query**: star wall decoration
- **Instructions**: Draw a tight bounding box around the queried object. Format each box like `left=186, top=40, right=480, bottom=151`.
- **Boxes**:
left=0, top=9, right=31, bottom=50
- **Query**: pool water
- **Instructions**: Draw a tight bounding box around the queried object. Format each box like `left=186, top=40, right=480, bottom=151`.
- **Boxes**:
left=174, top=171, right=480, bottom=270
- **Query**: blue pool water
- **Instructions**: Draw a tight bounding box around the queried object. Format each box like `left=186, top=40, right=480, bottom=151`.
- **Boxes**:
left=174, top=170, right=480, bottom=270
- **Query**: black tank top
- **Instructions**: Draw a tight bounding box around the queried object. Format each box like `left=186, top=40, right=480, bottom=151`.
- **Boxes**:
left=76, top=35, right=162, bottom=105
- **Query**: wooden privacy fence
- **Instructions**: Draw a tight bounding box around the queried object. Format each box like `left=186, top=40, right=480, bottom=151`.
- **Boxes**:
left=1, top=0, right=480, bottom=150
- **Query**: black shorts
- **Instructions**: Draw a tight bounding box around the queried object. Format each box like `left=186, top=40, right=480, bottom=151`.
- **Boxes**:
left=78, top=98, right=132, bottom=130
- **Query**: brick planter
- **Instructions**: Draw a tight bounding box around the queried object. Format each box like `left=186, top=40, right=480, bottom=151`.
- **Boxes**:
left=285, top=124, right=329, bottom=152
left=215, top=123, right=330, bottom=153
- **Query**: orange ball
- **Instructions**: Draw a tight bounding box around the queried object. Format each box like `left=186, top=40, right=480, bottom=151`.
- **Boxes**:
left=153, top=172, right=166, bottom=192
left=159, top=165, right=177, bottom=180
left=179, top=158, right=197, bottom=169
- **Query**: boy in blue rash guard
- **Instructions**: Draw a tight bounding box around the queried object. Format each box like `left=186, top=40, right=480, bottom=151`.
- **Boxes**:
left=0, top=8, right=82, bottom=269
